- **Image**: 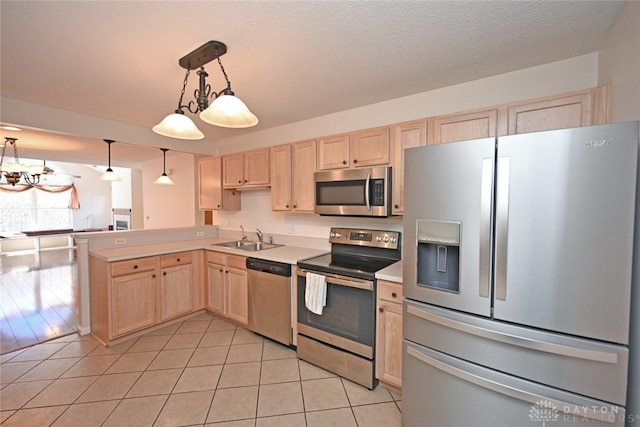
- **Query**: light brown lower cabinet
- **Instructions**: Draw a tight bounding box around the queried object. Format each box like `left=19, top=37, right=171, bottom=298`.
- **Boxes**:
left=89, top=251, right=199, bottom=345
left=376, top=279, right=404, bottom=390
left=205, top=251, right=249, bottom=326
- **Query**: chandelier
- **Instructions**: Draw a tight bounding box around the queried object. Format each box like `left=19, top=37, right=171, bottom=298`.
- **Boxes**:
left=0, top=137, right=45, bottom=186
left=153, top=40, right=258, bottom=140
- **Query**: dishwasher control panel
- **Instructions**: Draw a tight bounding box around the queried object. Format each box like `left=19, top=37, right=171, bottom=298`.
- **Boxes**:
left=246, top=258, right=292, bottom=277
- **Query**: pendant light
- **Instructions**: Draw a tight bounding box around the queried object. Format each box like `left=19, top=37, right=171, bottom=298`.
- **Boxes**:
left=100, top=139, right=122, bottom=181
left=154, top=148, right=175, bottom=185
left=152, top=41, right=258, bottom=140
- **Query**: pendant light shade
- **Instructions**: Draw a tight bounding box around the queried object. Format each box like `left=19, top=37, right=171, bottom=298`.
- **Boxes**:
left=154, top=148, right=175, bottom=185
left=152, top=111, right=205, bottom=140
left=152, top=40, right=258, bottom=140
left=100, top=139, right=122, bottom=182
left=199, top=93, right=259, bottom=128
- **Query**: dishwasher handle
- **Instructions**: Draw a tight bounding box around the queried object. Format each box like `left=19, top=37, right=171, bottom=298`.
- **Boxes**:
left=246, top=258, right=292, bottom=277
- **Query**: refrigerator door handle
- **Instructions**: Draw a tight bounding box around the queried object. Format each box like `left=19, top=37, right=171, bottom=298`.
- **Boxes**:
left=495, top=156, right=510, bottom=300
left=479, top=158, right=493, bottom=298
left=406, top=346, right=619, bottom=424
left=406, top=304, right=619, bottom=364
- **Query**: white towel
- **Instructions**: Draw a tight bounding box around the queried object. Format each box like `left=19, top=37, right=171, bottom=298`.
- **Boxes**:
left=305, top=272, right=327, bottom=315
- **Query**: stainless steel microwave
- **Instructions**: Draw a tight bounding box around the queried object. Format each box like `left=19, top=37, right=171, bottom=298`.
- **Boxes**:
left=314, top=166, right=392, bottom=217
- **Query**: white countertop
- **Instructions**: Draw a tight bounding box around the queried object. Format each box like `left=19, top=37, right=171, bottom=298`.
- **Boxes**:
left=89, top=237, right=329, bottom=265
left=376, top=260, right=403, bottom=283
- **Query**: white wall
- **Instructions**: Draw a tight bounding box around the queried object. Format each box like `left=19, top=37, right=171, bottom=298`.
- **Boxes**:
left=216, top=53, right=600, bottom=154
left=598, top=1, right=640, bottom=122
left=141, top=151, right=197, bottom=229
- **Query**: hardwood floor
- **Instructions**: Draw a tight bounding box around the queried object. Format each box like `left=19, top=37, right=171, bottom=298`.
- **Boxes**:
left=0, top=249, right=78, bottom=355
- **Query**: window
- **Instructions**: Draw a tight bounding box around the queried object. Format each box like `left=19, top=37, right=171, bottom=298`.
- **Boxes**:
left=0, top=188, right=73, bottom=233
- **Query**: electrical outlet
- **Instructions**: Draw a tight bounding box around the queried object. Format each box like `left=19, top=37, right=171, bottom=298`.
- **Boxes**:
left=288, top=225, right=295, bottom=234
left=115, top=238, right=127, bottom=245
left=196, top=231, right=205, bottom=237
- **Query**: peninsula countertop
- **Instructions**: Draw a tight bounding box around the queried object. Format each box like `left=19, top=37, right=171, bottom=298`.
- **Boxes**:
left=89, top=237, right=329, bottom=265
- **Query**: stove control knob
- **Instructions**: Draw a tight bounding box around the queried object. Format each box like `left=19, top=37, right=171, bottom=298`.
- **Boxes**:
left=391, top=237, right=397, bottom=243
left=330, top=232, right=336, bottom=238
left=376, top=236, right=383, bottom=242
left=335, top=233, right=341, bottom=239
left=383, top=236, right=389, bottom=243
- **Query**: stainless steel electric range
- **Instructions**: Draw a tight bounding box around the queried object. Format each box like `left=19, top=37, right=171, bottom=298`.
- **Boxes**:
left=296, top=227, right=401, bottom=389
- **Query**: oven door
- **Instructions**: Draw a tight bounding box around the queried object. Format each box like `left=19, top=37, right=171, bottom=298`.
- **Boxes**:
left=296, top=268, right=375, bottom=359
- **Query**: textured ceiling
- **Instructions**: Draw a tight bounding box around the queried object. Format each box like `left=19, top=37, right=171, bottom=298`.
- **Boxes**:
left=0, top=1, right=625, bottom=166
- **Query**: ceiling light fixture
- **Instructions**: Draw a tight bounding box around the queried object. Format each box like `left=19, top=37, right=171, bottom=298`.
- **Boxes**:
left=0, top=137, right=44, bottom=186
left=152, top=40, right=258, bottom=140
left=100, top=139, right=122, bottom=182
left=154, top=148, right=175, bottom=185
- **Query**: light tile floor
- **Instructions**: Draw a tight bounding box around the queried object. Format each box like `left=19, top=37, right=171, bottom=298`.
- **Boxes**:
left=0, top=312, right=402, bottom=426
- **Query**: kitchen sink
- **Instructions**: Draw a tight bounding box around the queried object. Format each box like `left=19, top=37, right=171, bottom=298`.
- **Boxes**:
left=213, top=240, right=283, bottom=251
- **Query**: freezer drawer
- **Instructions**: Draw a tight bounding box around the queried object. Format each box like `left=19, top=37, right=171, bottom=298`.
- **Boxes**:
left=404, top=299, right=629, bottom=405
left=403, top=340, right=626, bottom=427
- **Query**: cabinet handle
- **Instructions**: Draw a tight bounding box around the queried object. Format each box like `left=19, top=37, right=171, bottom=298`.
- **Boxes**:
left=293, top=204, right=297, bottom=208
left=163, top=272, right=167, bottom=276
left=152, top=274, right=156, bottom=278
left=353, top=159, right=358, bottom=164
left=394, top=204, right=399, bottom=209
left=217, top=205, right=221, bottom=208
left=219, top=269, right=223, bottom=272
left=391, top=292, right=397, bottom=298
left=177, top=258, right=181, bottom=262
left=342, top=160, right=347, bottom=165
left=133, top=265, right=138, bottom=269
left=286, top=204, right=290, bottom=208
left=238, top=180, right=242, bottom=183
left=379, top=307, right=384, bottom=313
left=244, top=179, right=248, bottom=183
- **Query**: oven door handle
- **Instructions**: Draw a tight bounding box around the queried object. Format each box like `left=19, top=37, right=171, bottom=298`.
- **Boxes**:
left=297, top=268, right=374, bottom=291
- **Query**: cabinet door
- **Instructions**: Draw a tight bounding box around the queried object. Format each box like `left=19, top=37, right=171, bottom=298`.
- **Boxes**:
left=226, top=267, right=249, bottom=326
left=199, top=157, right=223, bottom=210
left=111, top=270, right=157, bottom=338
left=392, top=120, right=427, bottom=215
left=317, top=134, right=350, bottom=170
left=430, top=109, right=498, bottom=145
left=376, top=300, right=403, bottom=388
left=350, top=126, right=390, bottom=167
left=222, top=153, right=245, bottom=188
left=244, top=148, right=270, bottom=186
left=270, top=144, right=292, bottom=211
left=292, top=139, right=316, bottom=212
left=507, top=91, right=595, bottom=135
left=206, top=262, right=226, bottom=315
left=160, top=264, right=193, bottom=321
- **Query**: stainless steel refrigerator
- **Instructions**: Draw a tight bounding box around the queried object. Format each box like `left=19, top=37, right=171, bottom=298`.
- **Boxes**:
left=402, top=122, right=640, bottom=427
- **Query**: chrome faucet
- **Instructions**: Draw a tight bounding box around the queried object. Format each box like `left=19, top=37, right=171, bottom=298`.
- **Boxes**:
left=256, top=228, right=264, bottom=243
left=240, top=225, right=247, bottom=241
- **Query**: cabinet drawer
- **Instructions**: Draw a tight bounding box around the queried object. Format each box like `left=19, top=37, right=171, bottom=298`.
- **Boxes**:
left=206, top=250, right=226, bottom=265
left=226, top=254, right=246, bottom=269
left=111, top=257, right=157, bottom=277
left=378, top=281, right=403, bottom=303
left=161, top=251, right=193, bottom=268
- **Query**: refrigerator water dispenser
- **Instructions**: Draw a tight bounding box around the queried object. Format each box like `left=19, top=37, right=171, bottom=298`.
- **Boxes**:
left=416, top=220, right=460, bottom=293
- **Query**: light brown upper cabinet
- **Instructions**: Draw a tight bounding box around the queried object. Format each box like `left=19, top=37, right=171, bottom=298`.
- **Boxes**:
left=506, top=86, right=610, bottom=135
left=198, top=156, right=240, bottom=211
left=317, top=133, right=350, bottom=170
left=317, top=127, right=391, bottom=170
left=350, top=126, right=391, bottom=167
left=271, top=140, right=317, bottom=212
left=270, top=144, right=292, bottom=211
left=391, top=120, right=427, bottom=215
left=429, top=109, right=498, bottom=145
left=292, top=140, right=317, bottom=212
left=222, top=148, right=270, bottom=189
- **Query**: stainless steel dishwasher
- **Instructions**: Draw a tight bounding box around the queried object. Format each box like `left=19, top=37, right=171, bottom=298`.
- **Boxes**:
left=246, top=258, right=292, bottom=346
